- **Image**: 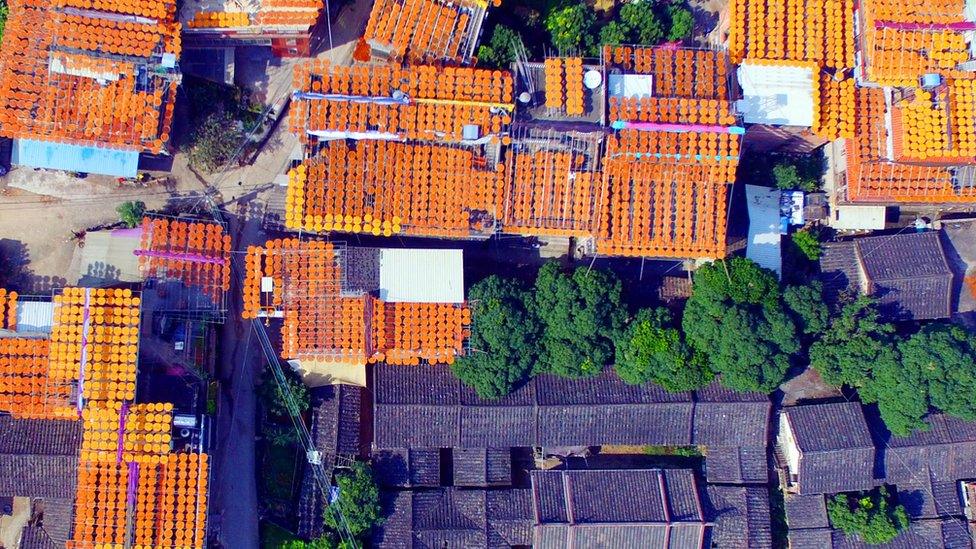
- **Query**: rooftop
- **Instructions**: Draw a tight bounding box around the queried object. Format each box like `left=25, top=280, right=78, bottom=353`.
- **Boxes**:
left=362, top=0, right=491, bottom=64
left=0, top=0, right=181, bottom=155
left=180, top=0, right=324, bottom=32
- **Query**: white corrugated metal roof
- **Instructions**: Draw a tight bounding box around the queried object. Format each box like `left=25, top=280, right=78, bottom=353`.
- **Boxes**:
left=829, top=205, right=887, bottom=231
left=15, top=300, right=54, bottom=334
left=378, top=249, right=464, bottom=303
left=736, top=62, right=815, bottom=127
left=746, top=185, right=783, bottom=277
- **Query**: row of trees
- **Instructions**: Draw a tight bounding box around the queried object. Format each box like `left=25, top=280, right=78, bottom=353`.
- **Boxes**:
left=455, top=258, right=976, bottom=437
left=545, top=1, right=694, bottom=54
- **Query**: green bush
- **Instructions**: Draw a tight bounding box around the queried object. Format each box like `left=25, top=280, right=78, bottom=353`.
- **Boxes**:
left=324, top=462, right=384, bottom=540
left=185, top=110, right=244, bottom=172
left=545, top=4, right=596, bottom=52
left=619, top=2, right=664, bottom=44
left=117, top=201, right=146, bottom=228
left=827, top=487, right=909, bottom=545
left=791, top=229, right=822, bottom=261
left=773, top=161, right=820, bottom=191
left=257, top=366, right=310, bottom=418
left=666, top=4, right=694, bottom=41
left=615, top=307, right=712, bottom=391
left=0, top=0, right=8, bottom=42
left=477, top=25, right=522, bottom=69
left=597, top=21, right=629, bottom=49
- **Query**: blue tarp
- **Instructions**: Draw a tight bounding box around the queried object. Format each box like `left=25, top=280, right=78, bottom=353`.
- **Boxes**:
left=12, top=139, right=139, bottom=177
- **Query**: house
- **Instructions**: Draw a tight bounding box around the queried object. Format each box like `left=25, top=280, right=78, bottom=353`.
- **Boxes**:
left=296, top=385, right=364, bottom=539
left=0, top=417, right=81, bottom=547
left=819, top=231, right=954, bottom=321
left=179, top=0, right=324, bottom=57
left=372, top=487, right=534, bottom=548
left=531, top=469, right=709, bottom=548
left=777, top=401, right=877, bottom=494
left=0, top=0, right=181, bottom=177
left=372, top=365, right=770, bottom=479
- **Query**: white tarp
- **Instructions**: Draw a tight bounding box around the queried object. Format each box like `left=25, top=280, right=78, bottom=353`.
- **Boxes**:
left=379, top=248, right=464, bottom=303
left=736, top=61, right=815, bottom=127
left=746, top=185, right=783, bottom=277
left=830, top=205, right=887, bottom=231
left=607, top=74, right=654, bottom=99
left=14, top=301, right=54, bottom=334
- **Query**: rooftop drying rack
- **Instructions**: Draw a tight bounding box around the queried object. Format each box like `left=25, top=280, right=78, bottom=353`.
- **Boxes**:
left=363, top=0, right=491, bottom=64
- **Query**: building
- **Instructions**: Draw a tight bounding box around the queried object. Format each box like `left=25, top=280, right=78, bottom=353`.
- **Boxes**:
left=819, top=231, right=955, bottom=321
left=279, top=46, right=741, bottom=260
left=0, top=286, right=212, bottom=548
left=296, top=384, right=364, bottom=540
left=777, top=401, right=877, bottom=495
left=0, top=0, right=182, bottom=177
left=242, top=240, right=469, bottom=385
left=179, top=0, right=325, bottom=57
left=362, top=0, right=493, bottom=64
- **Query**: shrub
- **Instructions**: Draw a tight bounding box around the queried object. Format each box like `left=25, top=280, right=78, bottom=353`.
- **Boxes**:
left=545, top=4, right=596, bottom=52
left=666, top=4, right=694, bottom=41
left=791, top=229, right=822, bottom=261
left=117, top=201, right=146, bottom=228
left=619, top=2, right=664, bottom=44
left=477, top=25, right=522, bottom=69
left=827, top=487, right=910, bottom=545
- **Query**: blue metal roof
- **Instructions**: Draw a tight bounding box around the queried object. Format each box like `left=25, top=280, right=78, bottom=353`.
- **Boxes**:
left=11, top=139, right=139, bottom=178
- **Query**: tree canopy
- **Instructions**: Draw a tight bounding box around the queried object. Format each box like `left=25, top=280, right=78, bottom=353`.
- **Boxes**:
left=900, top=323, right=976, bottom=422
left=682, top=257, right=799, bottom=392
left=185, top=110, right=244, bottom=172
left=452, top=275, right=539, bottom=399
left=791, top=229, right=822, bottom=261
left=544, top=4, right=596, bottom=52
left=826, top=487, right=910, bottom=545
left=614, top=307, right=712, bottom=391
left=476, top=25, right=521, bottom=69
left=257, top=366, right=310, bottom=418
left=117, top=201, right=146, bottom=228
left=324, top=462, right=384, bottom=541
left=809, top=297, right=897, bottom=389
left=665, top=4, right=694, bottom=41
left=619, top=2, right=664, bottom=44
left=783, top=281, right=830, bottom=339
left=532, top=262, right=626, bottom=378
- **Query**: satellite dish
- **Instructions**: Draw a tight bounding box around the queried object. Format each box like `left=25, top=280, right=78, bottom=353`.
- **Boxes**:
left=583, top=70, right=603, bottom=90
left=518, top=91, right=532, bottom=103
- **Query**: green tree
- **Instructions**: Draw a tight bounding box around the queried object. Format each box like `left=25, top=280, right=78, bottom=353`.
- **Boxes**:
left=324, top=462, right=384, bottom=540
left=619, top=2, right=664, bottom=44
left=476, top=25, right=521, bottom=69
left=901, top=323, right=976, bottom=422
left=116, top=201, right=146, bottom=228
left=783, top=281, right=829, bottom=338
left=258, top=366, right=310, bottom=418
left=773, top=161, right=820, bottom=192
left=545, top=4, right=596, bottom=52
left=532, top=262, right=626, bottom=378
left=0, top=0, right=8, bottom=42
left=264, top=424, right=299, bottom=446
left=827, top=487, right=910, bottom=545
left=185, top=109, right=244, bottom=172
left=615, top=307, right=712, bottom=391
left=860, top=353, right=929, bottom=437
left=809, top=297, right=897, bottom=388
left=452, top=276, right=540, bottom=399
left=666, top=3, right=694, bottom=41
left=682, top=257, right=799, bottom=392
left=791, top=229, right=822, bottom=261
left=597, top=21, right=629, bottom=50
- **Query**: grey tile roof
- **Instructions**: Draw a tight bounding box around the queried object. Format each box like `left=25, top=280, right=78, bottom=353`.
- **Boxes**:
left=529, top=469, right=709, bottom=548
left=788, top=527, right=834, bottom=548
left=828, top=518, right=969, bottom=549
left=452, top=447, right=511, bottom=487
left=18, top=526, right=58, bottom=549
left=704, top=485, right=772, bottom=549
left=820, top=232, right=954, bottom=321
left=374, top=367, right=768, bottom=460
left=372, top=488, right=533, bottom=549
left=705, top=445, right=768, bottom=484
left=783, top=402, right=877, bottom=495
left=40, top=497, right=74, bottom=547
left=884, top=414, right=976, bottom=482
left=373, top=448, right=440, bottom=488
left=0, top=417, right=82, bottom=455
left=785, top=494, right=829, bottom=530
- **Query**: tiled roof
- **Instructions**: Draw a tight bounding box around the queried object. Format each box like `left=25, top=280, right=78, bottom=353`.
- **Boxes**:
left=704, top=485, right=772, bottom=549
left=374, top=367, right=768, bottom=454
left=884, top=413, right=976, bottom=482
left=18, top=526, right=58, bottom=549
left=785, top=494, right=829, bottom=530
left=794, top=518, right=973, bottom=549
left=372, top=488, right=533, bottom=549
left=0, top=417, right=82, bottom=455
left=704, top=445, right=769, bottom=484
left=856, top=232, right=953, bottom=320
left=373, top=448, right=441, bottom=488
left=783, top=402, right=877, bottom=494
left=452, top=447, right=511, bottom=487
left=0, top=417, right=82, bottom=499
left=819, top=240, right=861, bottom=307
left=530, top=469, right=709, bottom=549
